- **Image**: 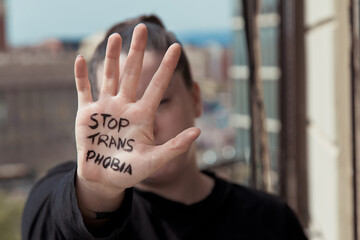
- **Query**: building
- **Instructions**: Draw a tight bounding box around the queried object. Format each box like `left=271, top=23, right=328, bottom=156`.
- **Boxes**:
left=231, top=0, right=358, bottom=239
left=0, top=46, right=78, bottom=172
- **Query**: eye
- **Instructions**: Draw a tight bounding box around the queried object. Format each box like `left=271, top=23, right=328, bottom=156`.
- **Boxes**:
left=160, top=98, right=170, bottom=105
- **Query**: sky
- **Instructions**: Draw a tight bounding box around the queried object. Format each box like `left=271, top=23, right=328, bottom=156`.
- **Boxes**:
left=4, top=0, right=233, bottom=47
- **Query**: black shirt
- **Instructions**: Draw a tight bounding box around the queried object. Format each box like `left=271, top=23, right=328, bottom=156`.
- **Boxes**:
left=22, top=161, right=308, bottom=240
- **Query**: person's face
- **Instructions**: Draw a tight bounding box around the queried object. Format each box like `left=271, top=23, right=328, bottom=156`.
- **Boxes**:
left=96, top=50, right=202, bottom=183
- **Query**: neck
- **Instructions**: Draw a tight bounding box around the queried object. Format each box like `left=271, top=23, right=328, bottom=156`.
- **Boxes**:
left=136, top=157, right=214, bottom=205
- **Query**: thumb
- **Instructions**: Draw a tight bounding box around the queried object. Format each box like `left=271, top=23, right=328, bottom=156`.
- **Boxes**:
left=148, top=127, right=201, bottom=173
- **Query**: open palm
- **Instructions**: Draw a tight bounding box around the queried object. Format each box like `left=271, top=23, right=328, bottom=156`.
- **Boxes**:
left=74, top=24, right=200, bottom=192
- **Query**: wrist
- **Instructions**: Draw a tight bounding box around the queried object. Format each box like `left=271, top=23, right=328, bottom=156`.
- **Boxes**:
left=76, top=173, right=125, bottom=199
left=75, top=173, right=126, bottom=217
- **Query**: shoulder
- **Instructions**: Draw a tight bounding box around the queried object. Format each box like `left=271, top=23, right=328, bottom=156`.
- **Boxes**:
left=22, top=161, right=78, bottom=238
left=39, top=161, right=76, bottom=184
left=229, top=181, right=284, bottom=208
left=198, top=172, right=307, bottom=238
left=216, top=176, right=307, bottom=236
left=206, top=172, right=285, bottom=209
left=212, top=174, right=296, bottom=222
left=27, top=161, right=76, bottom=202
left=45, top=161, right=76, bottom=177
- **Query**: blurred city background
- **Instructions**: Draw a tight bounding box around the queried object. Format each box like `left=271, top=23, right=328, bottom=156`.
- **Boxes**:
left=0, top=0, right=359, bottom=239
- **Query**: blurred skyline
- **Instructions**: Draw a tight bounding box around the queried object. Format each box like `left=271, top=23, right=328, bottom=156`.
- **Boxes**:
left=4, top=0, right=232, bottom=47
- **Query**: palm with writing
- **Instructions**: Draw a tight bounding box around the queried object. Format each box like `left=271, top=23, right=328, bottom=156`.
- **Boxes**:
left=74, top=24, right=200, bottom=199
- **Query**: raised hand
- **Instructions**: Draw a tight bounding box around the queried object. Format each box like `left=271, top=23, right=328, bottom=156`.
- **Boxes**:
left=74, top=24, right=200, bottom=214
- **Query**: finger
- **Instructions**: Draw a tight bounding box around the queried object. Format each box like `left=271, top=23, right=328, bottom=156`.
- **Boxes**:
left=148, top=127, right=201, bottom=173
left=140, top=43, right=181, bottom=111
left=118, top=24, right=147, bottom=101
left=100, top=33, right=122, bottom=98
left=74, top=55, right=93, bottom=107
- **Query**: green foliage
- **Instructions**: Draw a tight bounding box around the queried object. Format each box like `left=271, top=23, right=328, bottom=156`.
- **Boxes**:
left=0, top=191, right=26, bottom=240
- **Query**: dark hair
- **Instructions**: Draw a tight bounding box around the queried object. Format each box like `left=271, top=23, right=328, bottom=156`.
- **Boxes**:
left=89, top=15, right=193, bottom=98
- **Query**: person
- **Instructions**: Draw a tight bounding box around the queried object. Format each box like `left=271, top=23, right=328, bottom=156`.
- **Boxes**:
left=22, top=15, right=308, bottom=240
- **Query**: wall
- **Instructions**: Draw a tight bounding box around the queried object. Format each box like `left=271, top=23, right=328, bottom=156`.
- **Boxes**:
left=304, top=0, right=353, bottom=239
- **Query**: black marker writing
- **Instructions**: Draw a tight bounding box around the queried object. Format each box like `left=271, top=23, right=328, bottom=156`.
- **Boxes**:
left=109, top=136, right=117, bottom=149
left=86, top=132, right=135, bottom=152
left=126, top=139, right=134, bottom=152
left=87, top=132, right=100, bottom=144
left=89, top=113, right=99, bottom=129
left=108, top=118, right=118, bottom=129
left=86, top=150, right=132, bottom=175
left=101, top=114, right=111, bottom=127
left=118, top=118, right=129, bottom=132
left=88, top=113, right=130, bottom=133
left=98, top=134, right=109, bottom=147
